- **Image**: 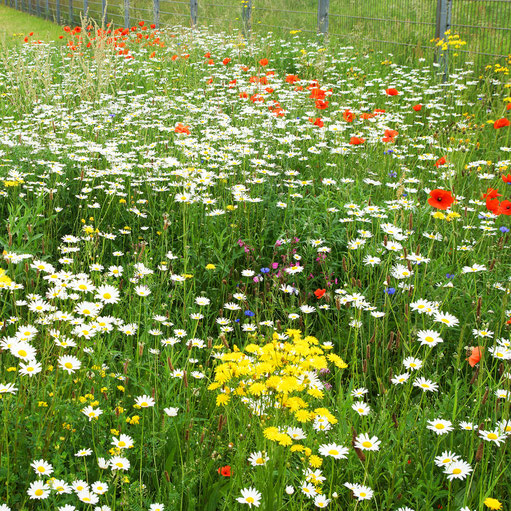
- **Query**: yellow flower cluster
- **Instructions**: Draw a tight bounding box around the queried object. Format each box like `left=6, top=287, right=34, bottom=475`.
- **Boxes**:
left=0, top=269, right=12, bottom=289
left=209, top=329, right=347, bottom=424
left=431, top=30, right=467, bottom=55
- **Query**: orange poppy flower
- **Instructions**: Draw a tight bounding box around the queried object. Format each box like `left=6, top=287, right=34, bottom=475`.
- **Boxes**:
left=382, top=129, right=398, bottom=142
left=314, top=289, right=326, bottom=299
left=350, top=137, right=365, bottom=145
left=309, top=117, right=324, bottom=128
left=286, top=75, right=299, bottom=84
left=467, top=347, right=483, bottom=367
left=502, top=174, right=511, bottom=184
left=343, top=110, right=355, bottom=122
left=413, top=104, right=422, bottom=111
left=310, top=88, right=326, bottom=100
left=385, top=88, right=399, bottom=96
left=494, top=118, right=510, bottom=129
left=259, top=58, right=268, bottom=66
left=175, top=123, right=190, bottom=135
left=435, top=156, right=447, bottom=167
left=427, top=189, right=455, bottom=210
left=315, top=100, right=328, bottom=110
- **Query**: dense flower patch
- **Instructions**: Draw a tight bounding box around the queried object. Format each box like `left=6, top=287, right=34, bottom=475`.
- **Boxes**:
left=0, top=21, right=510, bottom=511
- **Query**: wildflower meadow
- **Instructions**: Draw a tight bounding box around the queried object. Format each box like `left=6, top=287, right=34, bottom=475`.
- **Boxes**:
left=0, top=14, right=510, bottom=511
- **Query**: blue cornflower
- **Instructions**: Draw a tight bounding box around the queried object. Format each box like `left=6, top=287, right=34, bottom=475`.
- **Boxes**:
left=384, top=287, right=396, bottom=295
left=244, top=310, right=255, bottom=317
left=500, top=226, right=510, bottom=233
left=260, top=267, right=270, bottom=274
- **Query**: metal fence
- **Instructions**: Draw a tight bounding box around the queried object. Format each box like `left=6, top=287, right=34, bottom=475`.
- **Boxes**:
left=4, top=0, right=511, bottom=64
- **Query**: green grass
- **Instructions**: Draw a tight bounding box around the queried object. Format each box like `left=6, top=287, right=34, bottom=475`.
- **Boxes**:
left=0, top=4, right=63, bottom=43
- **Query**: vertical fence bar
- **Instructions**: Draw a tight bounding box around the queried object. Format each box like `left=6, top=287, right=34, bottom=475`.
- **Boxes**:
left=101, top=0, right=106, bottom=26
left=241, top=0, right=252, bottom=37
left=15, top=0, right=17, bottom=10
left=37, top=0, right=40, bottom=17
left=45, top=0, right=49, bottom=19
left=154, top=0, right=160, bottom=28
left=317, top=0, right=329, bottom=34
left=83, top=0, right=87, bottom=20
left=56, top=0, right=60, bottom=23
left=190, top=0, right=198, bottom=27
left=69, top=0, right=73, bottom=25
left=435, top=0, right=452, bottom=80
left=124, top=0, right=129, bottom=27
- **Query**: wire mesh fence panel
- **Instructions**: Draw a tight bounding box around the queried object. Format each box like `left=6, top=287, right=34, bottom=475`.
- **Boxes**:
left=451, top=0, right=511, bottom=61
left=159, top=1, right=191, bottom=28
left=198, top=0, right=244, bottom=32
left=251, top=0, right=317, bottom=34
left=329, top=0, right=437, bottom=59
left=6, top=0, right=511, bottom=66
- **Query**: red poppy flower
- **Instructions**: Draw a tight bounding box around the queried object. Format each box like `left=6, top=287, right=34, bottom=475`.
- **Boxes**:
left=494, top=118, right=510, bottom=129
left=314, top=289, right=326, bottom=299
left=486, top=197, right=501, bottom=214
left=382, top=129, right=398, bottom=142
left=343, top=109, right=355, bottom=122
left=359, top=113, right=374, bottom=120
left=502, top=174, right=511, bottom=184
left=385, top=88, right=399, bottom=96
left=499, top=199, right=511, bottom=215
left=467, top=347, right=483, bottom=367
left=315, top=99, right=328, bottom=110
left=483, top=188, right=502, bottom=199
left=374, top=109, right=386, bottom=114
left=350, top=137, right=365, bottom=145
left=204, top=52, right=211, bottom=58
left=310, top=88, right=326, bottom=100
left=427, top=189, right=455, bottom=210
left=309, top=117, right=324, bottom=128
left=259, top=58, right=268, bottom=66
left=138, top=20, right=145, bottom=26
left=286, top=74, right=299, bottom=84
left=175, top=123, right=190, bottom=135
left=218, top=465, right=231, bottom=477
left=150, top=23, right=156, bottom=29
left=222, top=57, right=231, bottom=65
left=412, top=104, right=422, bottom=111
left=507, top=103, right=511, bottom=111
left=435, top=156, right=447, bottom=167
left=239, top=91, right=248, bottom=99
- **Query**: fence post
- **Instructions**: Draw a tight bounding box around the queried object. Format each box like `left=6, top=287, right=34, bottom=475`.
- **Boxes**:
left=154, top=0, right=160, bottom=28
left=83, top=0, right=87, bottom=20
left=241, top=0, right=252, bottom=37
left=317, top=0, right=329, bottom=34
left=190, top=0, right=198, bottom=27
left=124, top=0, right=129, bottom=28
left=101, top=0, right=107, bottom=26
left=435, top=0, right=452, bottom=81
left=45, top=0, right=49, bottom=19
left=56, top=0, right=60, bottom=23
left=69, top=0, right=73, bottom=25
left=36, top=0, right=40, bottom=17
